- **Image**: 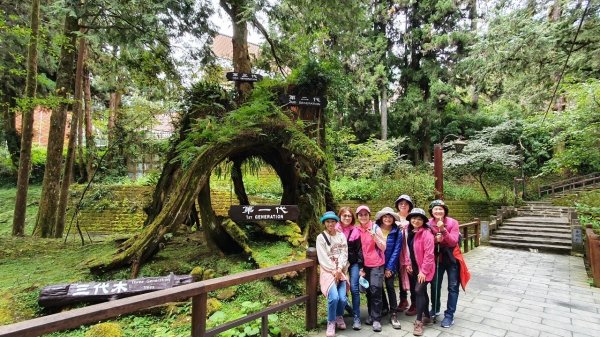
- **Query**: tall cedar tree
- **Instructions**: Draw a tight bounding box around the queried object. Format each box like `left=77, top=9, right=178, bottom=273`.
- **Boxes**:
left=12, top=0, right=40, bottom=236
left=35, top=5, right=78, bottom=238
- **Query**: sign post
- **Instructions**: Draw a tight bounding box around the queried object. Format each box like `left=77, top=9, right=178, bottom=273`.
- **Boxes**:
left=279, top=94, right=327, bottom=108
left=228, top=205, right=300, bottom=222
left=226, top=72, right=263, bottom=82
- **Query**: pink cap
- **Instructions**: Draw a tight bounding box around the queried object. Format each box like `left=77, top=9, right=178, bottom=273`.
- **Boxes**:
left=356, top=205, right=371, bottom=214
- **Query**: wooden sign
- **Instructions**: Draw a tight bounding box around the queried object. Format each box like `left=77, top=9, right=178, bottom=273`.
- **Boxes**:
left=228, top=205, right=300, bottom=222
left=226, top=72, right=263, bottom=82
left=38, top=273, right=194, bottom=308
left=280, top=94, right=327, bottom=108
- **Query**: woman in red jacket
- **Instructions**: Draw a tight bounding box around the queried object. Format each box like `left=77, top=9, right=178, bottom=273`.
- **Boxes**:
left=405, top=208, right=435, bottom=336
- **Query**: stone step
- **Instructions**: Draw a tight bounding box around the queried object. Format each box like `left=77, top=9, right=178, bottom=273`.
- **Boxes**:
left=498, top=225, right=570, bottom=234
left=488, top=240, right=571, bottom=254
left=498, top=221, right=569, bottom=228
left=503, top=216, right=569, bottom=224
left=490, top=234, right=571, bottom=245
left=494, top=229, right=571, bottom=239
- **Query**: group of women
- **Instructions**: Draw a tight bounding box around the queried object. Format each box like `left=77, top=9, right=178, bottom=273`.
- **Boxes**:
left=316, top=196, right=470, bottom=337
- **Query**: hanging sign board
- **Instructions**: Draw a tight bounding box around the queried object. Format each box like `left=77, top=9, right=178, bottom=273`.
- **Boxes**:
left=228, top=205, right=300, bottom=222
left=226, top=72, right=263, bottom=82
left=280, top=94, right=327, bottom=108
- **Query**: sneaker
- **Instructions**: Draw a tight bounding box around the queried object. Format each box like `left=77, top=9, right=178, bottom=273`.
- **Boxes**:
left=365, top=316, right=373, bottom=325
left=429, top=309, right=440, bottom=318
left=413, top=320, right=424, bottom=336
left=422, top=316, right=433, bottom=325
left=335, top=316, right=346, bottom=330
left=326, top=321, right=336, bottom=337
left=441, top=316, right=454, bottom=328
left=352, top=318, right=362, bottom=330
left=372, top=321, right=382, bottom=332
left=405, top=303, right=416, bottom=316
left=397, top=298, right=409, bottom=311
left=390, top=314, right=401, bottom=329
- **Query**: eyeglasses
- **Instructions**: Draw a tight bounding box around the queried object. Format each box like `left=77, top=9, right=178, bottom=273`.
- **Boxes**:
left=342, top=214, right=353, bottom=218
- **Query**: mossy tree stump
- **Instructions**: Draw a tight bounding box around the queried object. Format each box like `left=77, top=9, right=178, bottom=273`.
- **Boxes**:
left=89, top=81, right=334, bottom=275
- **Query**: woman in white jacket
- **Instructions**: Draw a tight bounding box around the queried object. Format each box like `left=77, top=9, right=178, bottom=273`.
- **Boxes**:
left=316, top=211, right=349, bottom=337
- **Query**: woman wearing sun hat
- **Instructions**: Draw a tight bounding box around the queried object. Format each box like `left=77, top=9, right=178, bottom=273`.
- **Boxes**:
left=405, top=208, right=435, bottom=336
left=394, top=194, right=415, bottom=314
left=374, top=206, right=403, bottom=329
left=356, top=205, right=386, bottom=332
left=316, top=211, right=349, bottom=337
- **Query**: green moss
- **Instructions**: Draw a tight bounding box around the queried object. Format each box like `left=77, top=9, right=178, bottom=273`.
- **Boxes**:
left=84, top=322, right=122, bottom=337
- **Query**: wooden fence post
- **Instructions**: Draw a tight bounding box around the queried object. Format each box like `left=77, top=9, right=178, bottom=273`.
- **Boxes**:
left=305, top=247, right=318, bottom=330
left=191, top=293, right=208, bottom=337
left=462, top=226, right=469, bottom=252
left=474, top=218, right=480, bottom=247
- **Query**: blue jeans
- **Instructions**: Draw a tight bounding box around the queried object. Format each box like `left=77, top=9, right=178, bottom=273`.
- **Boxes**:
left=430, top=258, right=459, bottom=319
left=327, top=280, right=347, bottom=322
left=348, top=263, right=361, bottom=319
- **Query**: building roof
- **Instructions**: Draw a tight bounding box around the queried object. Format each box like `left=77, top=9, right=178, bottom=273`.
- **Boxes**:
left=212, top=34, right=261, bottom=61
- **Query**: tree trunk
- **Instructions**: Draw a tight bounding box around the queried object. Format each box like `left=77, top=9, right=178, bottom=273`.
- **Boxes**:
left=83, top=64, right=95, bottom=181
left=55, top=35, right=86, bottom=238
left=380, top=88, right=388, bottom=140
left=2, top=97, right=20, bottom=167
left=422, top=134, right=432, bottom=163
left=220, top=0, right=252, bottom=103
left=35, top=9, right=78, bottom=238
left=107, top=91, right=122, bottom=154
left=12, top=0, right=40, bottom=236
left=476, top=170, right=490, bottom=201
left=231, top=158, right=249, bottom=205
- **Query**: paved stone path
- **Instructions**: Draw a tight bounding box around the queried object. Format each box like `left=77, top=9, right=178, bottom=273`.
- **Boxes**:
left=311, top=246, right=600, bottom=337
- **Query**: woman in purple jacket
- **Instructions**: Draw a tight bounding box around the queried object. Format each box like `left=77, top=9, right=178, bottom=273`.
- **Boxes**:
left=406, top=208, right=435, bottom=336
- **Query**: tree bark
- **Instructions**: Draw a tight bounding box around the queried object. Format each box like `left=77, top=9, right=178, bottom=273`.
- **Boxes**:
left=55, top=35, right=86, bottom=238
left=476, top=170, right=490, bottom=201
left=380, top=88, right=388, bottom=140
left=231, top=158, right=249, bottom=205
left=35, top=8, right=78, bottom=237
left=2, top=97, right=20, bottom=168
left=83, top=64, right=95, bottom=181
left=12, top=0, right=40, bottom=236
left=220, top=0, right=252, bottom=102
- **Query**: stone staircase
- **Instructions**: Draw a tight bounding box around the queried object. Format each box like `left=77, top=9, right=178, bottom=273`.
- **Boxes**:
left=489, top=201, right=573, bottom=254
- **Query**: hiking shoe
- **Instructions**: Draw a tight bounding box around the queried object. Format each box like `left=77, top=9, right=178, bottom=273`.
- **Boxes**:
left=397, top=298, right=409, bottom=311
left=390, top=313, right=401, bottom=329
left=326, top=321, right=336, bottom=337
left=372, top=321, right=382, bottom=332
left=405, top=303, right=416, bottom=316
left=335, top=316, right=346, bottom=330
left=352, top=318, right=362, bottom=330
left=441, top=316, right=454, bottom=328
left=422, top=316, right=433, bottom=325
left=365, top=316, right=373, bottom=325
left=413, top=320, right=424, bottom=336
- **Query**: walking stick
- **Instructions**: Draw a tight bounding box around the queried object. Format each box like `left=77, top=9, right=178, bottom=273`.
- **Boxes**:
left=432, top=216, right=443, bottom=323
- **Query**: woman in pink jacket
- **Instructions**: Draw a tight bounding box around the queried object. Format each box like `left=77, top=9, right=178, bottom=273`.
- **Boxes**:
left=356, top=205, right=386, bottom=333
left=405, top=208, right=435, bottom=336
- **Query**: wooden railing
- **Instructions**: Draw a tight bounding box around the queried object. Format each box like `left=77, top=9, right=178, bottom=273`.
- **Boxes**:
left=585, top=225, right=600, bottom=287
left=0, top=249, right=319, bottom=337
left=539, top=172, right=600, bottom=197
left=459, top=218, right=480, bottom=253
